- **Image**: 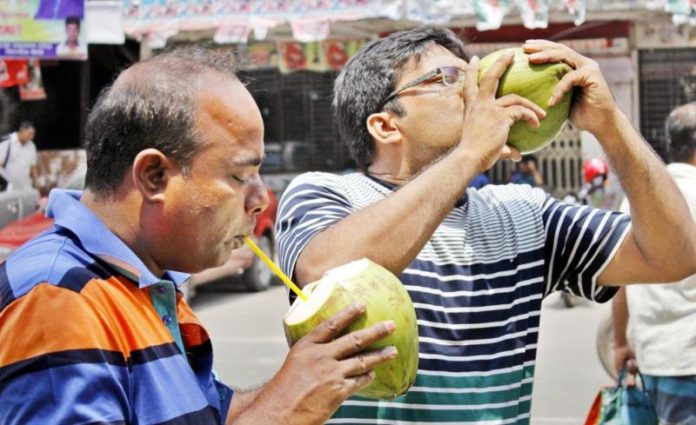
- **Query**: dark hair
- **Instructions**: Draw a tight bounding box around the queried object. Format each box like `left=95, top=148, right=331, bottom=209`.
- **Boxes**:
left=18, top=120, right=34, bottom=131
left=333, top=27, right=468, bottom=170
left=65, top=16, right=80, bottom=28
left=522, top=155, right=538, bottom=166
left=665, top=102, right=696, bottom=164
left=84, top=46, right=237, bottom=196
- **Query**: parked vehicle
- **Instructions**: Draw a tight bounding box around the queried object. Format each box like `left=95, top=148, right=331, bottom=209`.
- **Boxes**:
left=261, top=141, right=312, bottom=173
left=0, top=169, right=40, bottom=231
left=0, top=168, right=280, bottom=300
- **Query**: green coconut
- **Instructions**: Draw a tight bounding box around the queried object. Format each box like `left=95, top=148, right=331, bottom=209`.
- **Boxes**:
left=478, top=47, right=573, bottom=154
left=283, top=258, right=419, bottom=399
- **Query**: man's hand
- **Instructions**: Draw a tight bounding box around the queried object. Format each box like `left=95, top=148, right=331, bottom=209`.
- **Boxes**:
left=523, top=40, right=618, bottom=135
left=614, top=344, right=639, bottom=386
left=458, top=52, right=546, bottom=172
left=231, top=302, right=398, bottom=425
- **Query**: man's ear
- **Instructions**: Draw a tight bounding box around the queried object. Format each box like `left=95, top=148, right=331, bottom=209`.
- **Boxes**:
left=132, top=149, right=175, bottom=202
left=366, top=111, right=401, bottom=145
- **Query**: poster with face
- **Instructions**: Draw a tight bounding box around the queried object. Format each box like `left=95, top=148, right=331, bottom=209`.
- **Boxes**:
left=0, top=0, right=87, bottom=60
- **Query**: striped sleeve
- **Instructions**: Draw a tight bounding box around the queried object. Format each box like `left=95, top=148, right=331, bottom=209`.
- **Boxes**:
left=0, top=283, right=130, bottom=424
left=276, top=172, right=353, bottom=282
left=541, top=196, right=631, bottom=302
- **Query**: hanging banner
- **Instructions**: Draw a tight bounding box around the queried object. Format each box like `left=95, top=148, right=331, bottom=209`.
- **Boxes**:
left=233, top=42, right=278, bottom=69
left=0, top=59, right=29, bottom=87
left=214, top=24, right=252, bottom=44
left=565, top=0, right=587, bottom=25
left=665, top=0, right=693, bottom=15
left=407, top=0, right=457, bottom=25
left=516, top=0, right=549, bottom=29
left=19, top=59, right=46, bottom=100
left=0, top=0, right=87, bottom=60
left=474, top=0, right=510, bottom=31
left=324, top=39, right=363, bottom=70
left=278, top=39, right=364, bottom=73
left=279, top=41, right=318, bottom=73
left=290, top=19, right=330, bottom=43
left=665, top=0, right=696, bottom=24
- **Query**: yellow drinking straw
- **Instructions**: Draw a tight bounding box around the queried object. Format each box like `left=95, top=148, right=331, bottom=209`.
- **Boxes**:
left=244, top=237, right=308, bottom=301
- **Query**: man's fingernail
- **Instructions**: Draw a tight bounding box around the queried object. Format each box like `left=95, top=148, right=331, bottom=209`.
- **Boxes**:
left=354, top=302, right=366, bottom=312
left=547, top=96, right=555, bottom=106
left=384, top=320, right=396, bottom=331
left=384, top=346, right=398, bottom=357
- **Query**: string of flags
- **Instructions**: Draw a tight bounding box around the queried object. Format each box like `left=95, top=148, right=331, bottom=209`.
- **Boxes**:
left=121, top=0, right=696, bottom=47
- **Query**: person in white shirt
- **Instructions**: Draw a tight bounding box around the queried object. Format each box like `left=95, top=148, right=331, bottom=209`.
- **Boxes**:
left=0, top=121, right=38, bottom=189
left=613, top=102, right=696, bottom=425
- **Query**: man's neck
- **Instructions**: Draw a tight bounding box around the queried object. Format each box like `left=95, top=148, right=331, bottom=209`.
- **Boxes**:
left=81, top=189, right=165, bottom=278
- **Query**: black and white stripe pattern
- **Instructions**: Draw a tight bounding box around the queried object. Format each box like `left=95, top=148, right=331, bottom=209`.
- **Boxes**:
left=276, top=172, right=631, bottom=423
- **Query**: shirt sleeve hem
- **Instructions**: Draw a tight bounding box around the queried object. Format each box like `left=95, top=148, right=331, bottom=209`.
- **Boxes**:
left=591, top=221, right=633, bottom=303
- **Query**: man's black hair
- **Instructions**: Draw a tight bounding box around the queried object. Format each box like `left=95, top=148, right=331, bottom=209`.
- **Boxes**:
left=84, top=46, right=237, bottom=197
left=522, top=155, right=538, bottom=166
left=665, top=102, right=696, bottom=164
left=65, top=16, right=80, bottom=28
left=333, top=27, right=468, bottom=170
left=18, top=120, right=34, bottom=131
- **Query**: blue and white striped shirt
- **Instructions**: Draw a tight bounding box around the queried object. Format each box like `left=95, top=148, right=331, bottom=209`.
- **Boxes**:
left=276, top=172, right=631, bottom=424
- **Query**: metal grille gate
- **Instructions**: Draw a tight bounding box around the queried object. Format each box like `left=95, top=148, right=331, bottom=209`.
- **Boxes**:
left=638, top=47, right=696, bottom=161
left=487, top=123, right=584, bottom=198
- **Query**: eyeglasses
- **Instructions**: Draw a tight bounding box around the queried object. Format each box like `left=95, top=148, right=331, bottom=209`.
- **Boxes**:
left=381, top=66, right=466, bottom=108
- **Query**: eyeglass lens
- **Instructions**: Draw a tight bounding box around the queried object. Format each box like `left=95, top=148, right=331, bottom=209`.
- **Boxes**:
left=441, top=67, right=463, bottom=86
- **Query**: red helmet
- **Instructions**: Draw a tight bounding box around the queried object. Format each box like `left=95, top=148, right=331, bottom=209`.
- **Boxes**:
left=583, top=158, right=609, bottom=184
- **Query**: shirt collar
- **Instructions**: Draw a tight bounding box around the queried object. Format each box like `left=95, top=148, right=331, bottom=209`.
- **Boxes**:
left=363, top=172, right=468, bottom=208
left=46, top=189, right=190, bottom=288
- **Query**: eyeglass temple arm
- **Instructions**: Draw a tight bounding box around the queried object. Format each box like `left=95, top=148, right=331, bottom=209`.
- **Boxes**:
left=382, top=68, right=441, bottom=105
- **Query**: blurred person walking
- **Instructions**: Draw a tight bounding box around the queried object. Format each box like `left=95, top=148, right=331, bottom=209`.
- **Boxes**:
left=508, top=154, right=543, bottom=187
left=613, top=102, right=696, bottom=425
left=0, top=121, right=37, bottom=189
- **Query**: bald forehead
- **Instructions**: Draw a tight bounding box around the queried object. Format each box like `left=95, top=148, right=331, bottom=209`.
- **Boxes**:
left=198, top=72, right=261, bottom=122
left=112, top=56, right=238, bottom=95
left=195, top=73, right=263, bottom=143
left=670, top=103, right=696, bottom=122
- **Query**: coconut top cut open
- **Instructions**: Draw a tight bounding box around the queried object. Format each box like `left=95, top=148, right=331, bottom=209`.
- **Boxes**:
left=284, top=259, right=369, bottom=326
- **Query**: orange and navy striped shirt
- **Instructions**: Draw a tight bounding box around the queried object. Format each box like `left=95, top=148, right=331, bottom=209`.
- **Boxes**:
left=0, top=189, right=233, bottom=424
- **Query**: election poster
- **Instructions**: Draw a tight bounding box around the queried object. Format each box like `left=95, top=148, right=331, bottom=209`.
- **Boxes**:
left=0, top=0, right=87, bottom=60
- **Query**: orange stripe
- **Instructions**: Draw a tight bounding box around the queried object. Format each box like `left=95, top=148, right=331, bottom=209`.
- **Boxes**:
left=81, top=275, right=174, bottom=351
left=0, top=278, right=173, bottom=368
left=176, top=293, right=210, bottom=347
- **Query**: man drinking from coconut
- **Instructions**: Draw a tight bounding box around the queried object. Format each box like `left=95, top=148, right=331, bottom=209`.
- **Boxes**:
left=276, top=27, right=696, bottom=422
left=0, top=48, right=399, bottom=424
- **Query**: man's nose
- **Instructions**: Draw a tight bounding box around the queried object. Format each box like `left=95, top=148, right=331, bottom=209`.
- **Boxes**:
left=246, top=177, right=270, bottom=216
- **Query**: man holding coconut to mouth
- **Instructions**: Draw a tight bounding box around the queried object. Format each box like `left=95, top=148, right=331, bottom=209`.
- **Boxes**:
left=0, top=48, right=399, bottom=424
left=276, top=27, right=696, bottom=422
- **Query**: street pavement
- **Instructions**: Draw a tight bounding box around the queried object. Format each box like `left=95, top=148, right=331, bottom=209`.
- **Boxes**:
left=192, top=284, right=614, bottom=424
